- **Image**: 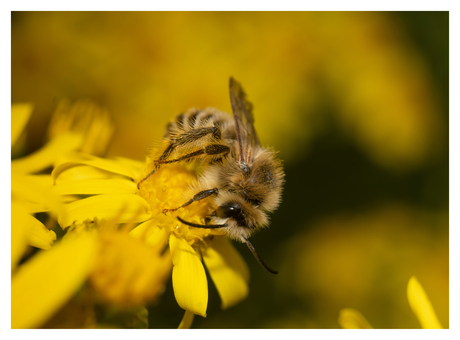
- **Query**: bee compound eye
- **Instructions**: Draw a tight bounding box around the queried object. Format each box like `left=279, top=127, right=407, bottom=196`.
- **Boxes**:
left=216, top=204, right=242, bottom=219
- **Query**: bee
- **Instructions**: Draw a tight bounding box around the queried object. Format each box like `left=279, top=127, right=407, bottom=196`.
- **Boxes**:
left=138, top=77, right=285, bottom=274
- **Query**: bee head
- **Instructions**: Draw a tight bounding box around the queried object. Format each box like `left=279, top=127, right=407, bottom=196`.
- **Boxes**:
left=211, top=193, right=268, bottom=238
left=216, top=202, right=246, bottom=226
left=210, top=200, right=278, bottom=274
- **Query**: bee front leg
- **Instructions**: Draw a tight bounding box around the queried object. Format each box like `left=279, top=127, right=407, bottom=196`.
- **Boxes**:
left=163, top=188, right=219, bottom=214
left=157, top=126, right=221, bottom=165
left=155, top=144, right=230, bottom=165
left=137, top=126, right=220, bottom=189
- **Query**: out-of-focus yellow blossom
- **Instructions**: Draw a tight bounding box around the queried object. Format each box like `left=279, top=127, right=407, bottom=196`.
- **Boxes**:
left=11, top=232, right=98, bottom=328
left=12, top=101, right=150, bottom=328
left=12, top=12, right=445, bottom=172
left=52, top=151, right=250, bottom=326
left=89, top=218, right=172, bottom=307
left=48, top=99, right=114, bottom=156
left=338, top=308, right=373, bottom=329
left=11, top=100, right=116, bottom=269
left=11, top=104, right=82, bottom=176
left=314, top=12, right=445, bottom=172
left=339, top=276, right=443, bottom=329
left=12, top=211, right=169, bottom=329
left=11, top=103, right=33, bottom=146
left=11, top=103, right=81, bottom=268
left=276, top=205, right=448, bottom=328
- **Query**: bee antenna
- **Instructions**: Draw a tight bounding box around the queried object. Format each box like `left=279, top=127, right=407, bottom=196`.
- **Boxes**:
left=240, top=235, right=278, bottom=274
left=177, top=217, right=278, bottom=274
left=177, top=216, right=227, bottom=229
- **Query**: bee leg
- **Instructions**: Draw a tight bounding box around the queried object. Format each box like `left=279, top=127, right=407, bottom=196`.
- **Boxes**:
left=137, top=127, right=221, bottom=189
left=137, top=169, right=156, bottom=189
left=155, top=144, right=230, bottom=165
left=157, top=127, right=221, bottom=165
left=163, top=188, right=219, bottom=214
left=137, top=143, right=176, bottom=189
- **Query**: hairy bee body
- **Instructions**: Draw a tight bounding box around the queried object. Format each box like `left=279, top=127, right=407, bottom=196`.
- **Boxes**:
left=161, top=107, right=235, bottom=165
left=139, top=78, right=284, bottom=273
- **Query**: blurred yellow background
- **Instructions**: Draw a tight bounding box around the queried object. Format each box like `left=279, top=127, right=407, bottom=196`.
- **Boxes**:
left=11, top=11, right=448, bottom=328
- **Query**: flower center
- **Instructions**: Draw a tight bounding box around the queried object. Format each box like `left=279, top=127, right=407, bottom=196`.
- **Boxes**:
left=137, top=162, right=224, bottom=245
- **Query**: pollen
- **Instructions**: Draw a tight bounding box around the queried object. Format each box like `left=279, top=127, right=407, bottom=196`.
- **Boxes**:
left=137, top=161, right=225, bottom=245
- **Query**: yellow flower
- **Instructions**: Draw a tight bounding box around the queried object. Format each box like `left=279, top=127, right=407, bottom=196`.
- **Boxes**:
left=52, top=152, right=250, bottom=324
left=47, top=99, right=114, bottom=156
left=11, top=101, right=248, bottom=328
left=11, top=100, right=115, bottom=266
left=11, top=103, right=100, bottom=328
left=11, top=101, right=142, bottom=328
left=338, top=276, right=443, bottom=329
left=89, top=217, right=172, bottom=308
left=11, top=231, right=98, bottom=328
left=12, top=212, right=170, bottom=328
left=11, top=103, right=82, bottom=268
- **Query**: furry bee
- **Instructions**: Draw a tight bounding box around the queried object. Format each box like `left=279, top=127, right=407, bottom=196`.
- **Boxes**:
left=138, top=78, right=285, bottom=274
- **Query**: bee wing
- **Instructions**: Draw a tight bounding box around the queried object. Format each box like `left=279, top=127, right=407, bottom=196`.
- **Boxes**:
left=229, top=77, right=260, bottom=166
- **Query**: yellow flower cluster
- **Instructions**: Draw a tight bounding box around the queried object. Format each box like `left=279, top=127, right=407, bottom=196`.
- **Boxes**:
left=51, top=152, right=249, bottom=321
left=11, top=102, right=249, bottom=328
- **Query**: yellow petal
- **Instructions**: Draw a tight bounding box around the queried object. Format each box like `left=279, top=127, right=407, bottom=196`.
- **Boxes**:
left=11, top=103, right=33, bottom=147
left=11, top=203, right=29, bottom=269
left=11, top=232, right=97, bottom=328
left=202, top=236, right=249, bottom=309
left=407, top=276, right=443, bottom=329
left=17, top=175, right=55, bottom=212
left=129, top=220, right=168, bottom=248
left=11, top=173, right=65, bottom=218
left=23, top=174, right=54, bottom=188
left=52, top=154, right=140, bottom=182
left=47, top=99, right=114, bottom=156
left=54, top=178, right=137, bottom=195
left=170, top=234, right=208, bottom=317
left=338, top=308, right=373, bottom=329
left=178, top=310, right=195, bottom=329
left=12, top=203, right=56, bottom=250
left=114, top=157, right=143, bottom=174
left=58, top=193, right=151, bottom=228
left=54, top=164, right=114, bottom=182
left=18, top=201, right=51, bottom=214
left=80, top=115, right=114, bottom=155
left=11, top=133, right=83, bottom=175
left=24, top=217, right=56, bottom=250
